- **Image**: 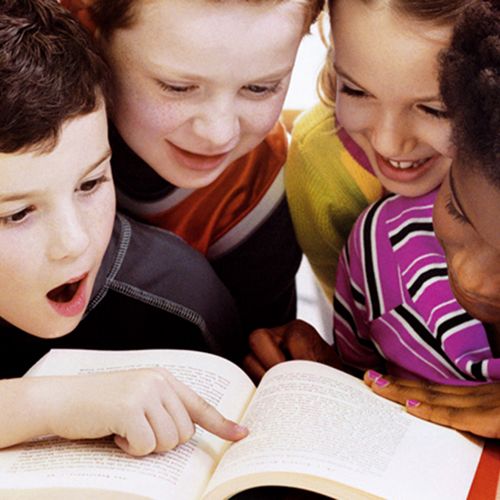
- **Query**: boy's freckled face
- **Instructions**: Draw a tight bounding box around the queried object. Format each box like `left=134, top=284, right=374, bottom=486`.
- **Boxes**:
left=433, top=164, right=500, bottom=325
left=101, top=0, right=305, bottom=189
left=332, top=0, right=452, bottom=197
left=0, top=107, right=115, bottom=338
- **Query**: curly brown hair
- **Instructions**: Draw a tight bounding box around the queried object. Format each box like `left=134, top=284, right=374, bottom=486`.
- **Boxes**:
left=0, top=0, right=109, bottom=153
left=89, top=0, right=325, bottom=39
left=318, top=0, right=479, bottom=107
left=439, top=1, right=500, bottom=186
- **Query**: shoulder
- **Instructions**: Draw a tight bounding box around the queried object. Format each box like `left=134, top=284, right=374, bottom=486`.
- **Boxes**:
left=286, top=103, right=381, bottom=208
left=97, top=216, right=237, bottom=320
left=289, top=102, right=337, bottom=153
left=349, top=191, right=441, bottom=315
left=352, top=191, right=436, bottom=250
left=111, top=215, right=223, bottom=290
left=92, top=215, right=244, bottom=359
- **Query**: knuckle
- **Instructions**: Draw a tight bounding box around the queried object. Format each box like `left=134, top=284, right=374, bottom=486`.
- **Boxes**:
left=428, top=405, right=455, bottom=427
left=129, top=438, right=156, bottom=457
left=158, top=431, right=180, bottom=452
left=178, top=423, right=196, bottom=445
left=198, top=397, right=215, bottom=415
left=248, top=329, right=267, bottom=349
left=421, top=380, right=436, bottom=392
left=425, top=390, right=440, bottom=404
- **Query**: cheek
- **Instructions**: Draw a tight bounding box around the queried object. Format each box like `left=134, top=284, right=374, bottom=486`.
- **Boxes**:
left=116, top=100, right=187, bottom=141
left=242, top=96, right=286, bottom=136
left=86, top=186, right=116, bottom=254
left=112, top=81, right=185, bottom=137
left=335, top=93, right=371, bottom=133
left=421, top=121, right=452, bottom=157
left=0, top=237, right=39, bottom=309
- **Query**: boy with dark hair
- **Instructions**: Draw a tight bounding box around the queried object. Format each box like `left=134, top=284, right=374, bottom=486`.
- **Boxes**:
left=0, top=0, right=247, bottom=456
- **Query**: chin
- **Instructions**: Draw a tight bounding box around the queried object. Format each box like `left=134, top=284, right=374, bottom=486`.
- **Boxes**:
left=32, top=320, right=80, bottom=340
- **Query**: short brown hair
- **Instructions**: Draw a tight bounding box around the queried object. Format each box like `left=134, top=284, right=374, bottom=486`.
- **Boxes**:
left=440, top=1, right=500, bottom=186
left=89, top=0, right=324, bottom=39
left=318, top=0, right=479, bottom=107
left=0, top=0, right=109, bottom=153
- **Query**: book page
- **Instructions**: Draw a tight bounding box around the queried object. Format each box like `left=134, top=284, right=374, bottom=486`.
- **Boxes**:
left=0, top=349, right=255, bottom=500
left=205, top=360, right=483, bottom=500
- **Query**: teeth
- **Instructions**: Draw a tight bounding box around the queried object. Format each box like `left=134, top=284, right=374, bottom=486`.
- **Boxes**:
left=388, top=158, right=428, bottom=169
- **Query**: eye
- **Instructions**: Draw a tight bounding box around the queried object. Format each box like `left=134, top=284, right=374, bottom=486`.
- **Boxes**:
left=243, top=83, right=281, bottom=97
left=445, top=197, right=467, bottom=225
left=339, top=82, right=369, bottom=99
left=157, top=81, right=197, bottom=94
left=0, top=206, right=35, bottom=226
left=78, top=175, right=110, bottom=194
left=418, top=104, right=448, bottom=119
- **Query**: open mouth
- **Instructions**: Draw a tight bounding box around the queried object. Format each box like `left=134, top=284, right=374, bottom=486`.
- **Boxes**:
left=47, top=272, right=88, bottom=304
left=46, top=274, right=88, bottom=318
left=47, top=280, right=83, bottom=303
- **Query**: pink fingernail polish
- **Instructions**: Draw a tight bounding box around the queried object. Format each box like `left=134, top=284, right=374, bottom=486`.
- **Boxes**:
left=367, top=369, right=382, bottom=381
left=407, top=399, right=421, bottom=408
left=375, top=377, right=390, bottom=388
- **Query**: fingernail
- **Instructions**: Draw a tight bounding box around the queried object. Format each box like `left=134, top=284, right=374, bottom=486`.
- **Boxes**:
left=367, top=369, right=382, bottom=381
left=406, top=399, right=421, bottom=408
left=235, top=424, right=249, bottom=434
left=375, top=377, right=390, bottom=388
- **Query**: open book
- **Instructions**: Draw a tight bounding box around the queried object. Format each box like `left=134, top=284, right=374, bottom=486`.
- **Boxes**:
left=0, top=349, right=484, bottom=499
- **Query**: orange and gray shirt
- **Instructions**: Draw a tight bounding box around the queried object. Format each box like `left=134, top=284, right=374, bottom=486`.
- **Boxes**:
left=110, top=124, right=302, bottom=334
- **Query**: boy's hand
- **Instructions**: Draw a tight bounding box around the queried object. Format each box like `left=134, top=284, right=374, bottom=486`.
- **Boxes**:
left=243, top=319, right=339, bottom=382
left=364, top=371, right=500, bottom=438
left=46, top=369, right=248, bottom=456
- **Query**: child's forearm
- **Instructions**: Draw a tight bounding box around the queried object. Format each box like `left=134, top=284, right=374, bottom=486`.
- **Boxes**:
left=0, top=377, right=54, bottom=448
left=0, top=370, right=247, bottom=454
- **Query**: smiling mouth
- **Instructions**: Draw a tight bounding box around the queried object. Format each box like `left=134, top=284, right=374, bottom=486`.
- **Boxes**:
left=47, top=277, right=85, bottom=303
left=171, top=143, right=231, bottom=160
left=168, top=141, right=232, bottom=172
left=386, top=157, right=431, bottom=169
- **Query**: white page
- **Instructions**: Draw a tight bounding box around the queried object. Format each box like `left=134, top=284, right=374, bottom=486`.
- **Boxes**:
left=206, top=360, right=483, bottom=500
left=0, top=349, right=254, bottom=500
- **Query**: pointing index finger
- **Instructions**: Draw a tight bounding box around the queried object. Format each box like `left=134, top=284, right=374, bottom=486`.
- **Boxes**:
left=168, top=375, right=248, bottom=442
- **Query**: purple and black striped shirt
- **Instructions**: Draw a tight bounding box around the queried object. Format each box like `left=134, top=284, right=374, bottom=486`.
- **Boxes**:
left=333, top=190, right=500, bottom=385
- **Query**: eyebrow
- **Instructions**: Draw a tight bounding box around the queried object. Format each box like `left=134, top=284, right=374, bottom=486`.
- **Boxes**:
left=333, top=63, right=369, bottom=93
left=153, top=64, right=295, bottom=84
left=334, top=63, right=443, bottom=103
left=449, top=167, right=473, bottom=226
left=0, top=149, right=112, bottom=203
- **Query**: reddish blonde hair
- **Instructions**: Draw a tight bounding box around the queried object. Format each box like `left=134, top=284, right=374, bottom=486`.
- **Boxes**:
left=89, top=0, right=325, bottom=39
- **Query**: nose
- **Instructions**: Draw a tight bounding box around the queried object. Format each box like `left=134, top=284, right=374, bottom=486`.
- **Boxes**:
left=46, top=207, right=90, bottom=262
left=370, top=111, right=417, bottom=158
left=191, top=98, right=240, bottom=150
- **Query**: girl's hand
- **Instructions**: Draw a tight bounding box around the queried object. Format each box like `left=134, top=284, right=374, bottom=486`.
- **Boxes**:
left=43, top=369, right=248, bottom=456
left=243, top=320, right=340, bottom=383
left=364, top=371, right=500, bottom=438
